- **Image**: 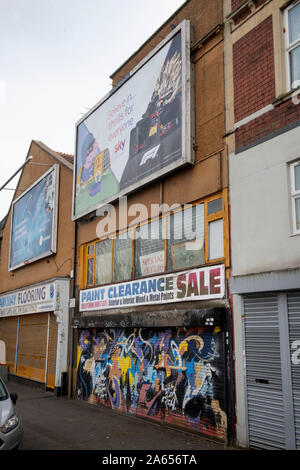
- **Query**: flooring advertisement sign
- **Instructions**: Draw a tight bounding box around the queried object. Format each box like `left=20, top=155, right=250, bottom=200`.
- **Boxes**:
left=0, top=282, right=56, bottom=318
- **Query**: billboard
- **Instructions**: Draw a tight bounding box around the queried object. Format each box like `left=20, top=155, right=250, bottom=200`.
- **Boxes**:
left=73, top=20, right=193, bottom=219
left=9, top=165, right=59, bottom=270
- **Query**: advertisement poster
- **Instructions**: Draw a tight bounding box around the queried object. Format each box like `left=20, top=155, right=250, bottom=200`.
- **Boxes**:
left=74, top=22, right=191, bottom=219
left=80, top=264, right=225, bottom=312
left=9, top=166, right=58, bottom=270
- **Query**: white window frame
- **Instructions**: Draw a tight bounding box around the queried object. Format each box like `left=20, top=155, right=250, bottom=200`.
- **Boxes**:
left=284, top=0, right=300, bottom=91
left=290, top=161, right=300, bottom=234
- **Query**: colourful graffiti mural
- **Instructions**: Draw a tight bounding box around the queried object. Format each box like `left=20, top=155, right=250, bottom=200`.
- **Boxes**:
left=76, top=327, right=227, bottom=439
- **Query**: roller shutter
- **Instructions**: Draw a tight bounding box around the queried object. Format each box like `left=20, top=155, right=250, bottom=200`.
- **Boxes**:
left=76, top=326, right=227, bottom=441
left=287, top=292, right=300, bottom=450
left=243, top=294, right=286, bottom=449
left=16, top=313, right=48, bottom=383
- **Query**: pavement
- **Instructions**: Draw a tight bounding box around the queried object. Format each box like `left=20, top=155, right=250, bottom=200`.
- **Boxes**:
left=5, top=377, right=230, bottom=451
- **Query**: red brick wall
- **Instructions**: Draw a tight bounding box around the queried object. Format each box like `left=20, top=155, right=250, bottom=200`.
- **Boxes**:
left=236, top=98, right=300, bottom=150
left=231, top=0, right=268, bottom=11
left=255, top=0, right=269, bottom=8
left=232, top=0, right=244, bottom=10
left=233, top=16, right=275, bottom=123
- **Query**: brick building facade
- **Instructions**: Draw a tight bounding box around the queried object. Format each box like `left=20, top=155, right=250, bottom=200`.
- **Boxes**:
left=0, top=141, right=74, bottom=396
left=70, top=0, right=235, bottom=445
left=224, top=0, right=300, bottom=450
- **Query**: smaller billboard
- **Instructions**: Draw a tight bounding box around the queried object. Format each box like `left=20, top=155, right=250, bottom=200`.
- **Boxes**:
left=9, top=165, right=59, bottom=271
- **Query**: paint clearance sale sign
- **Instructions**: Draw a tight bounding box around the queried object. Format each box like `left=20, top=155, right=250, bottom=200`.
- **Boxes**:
left=80, top=264, right=225, bottom=312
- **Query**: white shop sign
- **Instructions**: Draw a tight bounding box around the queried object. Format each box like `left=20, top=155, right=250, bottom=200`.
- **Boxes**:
left=0, top=282, right=56, bottom=318
left=80, top=264, right=225, bottom=312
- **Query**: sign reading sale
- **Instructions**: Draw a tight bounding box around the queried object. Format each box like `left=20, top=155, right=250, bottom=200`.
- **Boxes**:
left=80, top=264, right=225, bottom=312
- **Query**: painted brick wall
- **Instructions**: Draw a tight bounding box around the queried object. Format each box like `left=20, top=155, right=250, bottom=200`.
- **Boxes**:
left=232, top=0, right=245, bottom=10
left=233, top=16, right=275, bottom=123
left=236, top=97, right=300, bottom=150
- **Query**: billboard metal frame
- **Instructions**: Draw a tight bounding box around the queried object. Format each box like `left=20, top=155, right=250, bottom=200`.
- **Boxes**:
left=72, top=19, right=194, bottom=221
left=8, top=164, right=59, bottom=271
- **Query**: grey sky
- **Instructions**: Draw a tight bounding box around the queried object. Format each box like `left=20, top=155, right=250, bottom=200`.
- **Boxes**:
left=0, top=0, right=185, bottom=220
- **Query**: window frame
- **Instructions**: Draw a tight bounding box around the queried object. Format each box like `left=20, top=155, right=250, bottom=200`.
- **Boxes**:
left=112, top=229, right=134, bottom=282
left=290, top=160, right=300, bottom=234
left=284, top=0, right=300, bottom=92
left=85, top=242, right=95, bottom=286
left=80, top=190, right=228, bottom=289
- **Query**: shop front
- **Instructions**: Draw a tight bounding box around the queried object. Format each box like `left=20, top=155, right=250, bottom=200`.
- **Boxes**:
left=74, top=265, right=231, bottom=442
left=0, top=278, right=70, bottom=394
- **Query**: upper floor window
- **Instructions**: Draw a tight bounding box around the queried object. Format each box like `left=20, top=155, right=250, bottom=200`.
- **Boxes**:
left=80, top=192, right=228, bottom=289
left=290, top=161, right=300, bottom=234
left=285, top=1, right=300, bottom=90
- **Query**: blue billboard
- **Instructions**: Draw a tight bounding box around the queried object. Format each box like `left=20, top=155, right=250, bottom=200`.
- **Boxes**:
left=9, top=165, right=58, bottom=270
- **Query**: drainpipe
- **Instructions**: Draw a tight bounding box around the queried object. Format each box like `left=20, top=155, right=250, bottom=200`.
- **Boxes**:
left=68, top=219, right=77, bottom=399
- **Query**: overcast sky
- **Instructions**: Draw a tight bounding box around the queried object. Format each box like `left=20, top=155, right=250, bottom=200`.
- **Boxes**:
left=0, top=0, right=185, bottom=220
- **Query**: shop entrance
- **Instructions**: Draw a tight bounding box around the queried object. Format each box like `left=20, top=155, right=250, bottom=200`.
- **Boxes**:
left=76, top=326, right=228, bottom=441
left=0, top=312, right=58, bottom=388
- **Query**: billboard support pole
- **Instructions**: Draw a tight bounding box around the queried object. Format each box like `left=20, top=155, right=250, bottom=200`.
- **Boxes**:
left=0, top=157, right=32, bottom=192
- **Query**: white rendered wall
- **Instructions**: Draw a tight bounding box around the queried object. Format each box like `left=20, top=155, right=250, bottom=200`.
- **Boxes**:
left=230, top=126, right=300, bottom=277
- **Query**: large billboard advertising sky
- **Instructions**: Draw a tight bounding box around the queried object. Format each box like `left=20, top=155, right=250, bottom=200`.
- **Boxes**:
left=73, top=21, right=192, bottom=219
left=9, top=165, right=58, bottom=270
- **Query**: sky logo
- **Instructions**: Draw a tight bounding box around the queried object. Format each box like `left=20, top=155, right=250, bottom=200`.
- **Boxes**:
left=115, top=139, right=125, bottom=153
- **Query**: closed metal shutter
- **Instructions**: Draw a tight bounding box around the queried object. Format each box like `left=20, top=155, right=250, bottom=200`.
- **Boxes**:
left=76, top=326, right=227, bottom=441
left=0, top=317, right=18, bottom=373
left=16, top=313, right=48, bottom=383
left=244, top=294, right=286, bottom=449
left=287, top=292, right=300, bottom=450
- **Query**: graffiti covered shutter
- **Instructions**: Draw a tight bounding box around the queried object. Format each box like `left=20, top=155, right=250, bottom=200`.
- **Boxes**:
left=76, top=326, right=227, bottom=441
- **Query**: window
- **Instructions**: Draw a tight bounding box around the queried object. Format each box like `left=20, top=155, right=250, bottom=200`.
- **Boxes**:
left=285, top=1, right=300, bottom=90
left=95, top=239, right=112, bottom=285
left=208, top=219, right=224, bottom=260
left=134, top=218, right=165, bottom=277
left=113, top=234, right=132, bottom=282
left=166, top=204, right=205, bottom=271
left=81, top=191, right=228, bottom=288
left=86, top=243, right=94, bottom=286
left=290, top=161, right=300, bottom=233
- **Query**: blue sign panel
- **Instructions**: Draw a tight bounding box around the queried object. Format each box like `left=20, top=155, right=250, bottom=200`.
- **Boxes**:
left=9, top=166, right=58, bottom=270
